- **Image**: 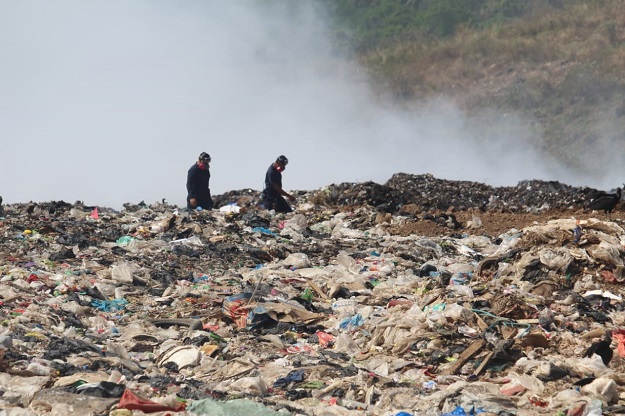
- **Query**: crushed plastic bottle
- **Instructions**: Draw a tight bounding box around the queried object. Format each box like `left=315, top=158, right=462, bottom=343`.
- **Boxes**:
left=301, top=287, right=313, bottom=302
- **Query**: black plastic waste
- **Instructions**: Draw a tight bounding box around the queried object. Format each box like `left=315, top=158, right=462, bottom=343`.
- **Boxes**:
left=273, top=369, right=305, bottom=388
left=71, top=381, right=126, bottom=398
left=43, top=337, right=103, bottom=360
left=48, top=249, right=76, bottom=261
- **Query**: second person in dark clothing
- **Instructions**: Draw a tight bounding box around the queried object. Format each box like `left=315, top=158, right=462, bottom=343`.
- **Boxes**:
left=260, top=155, right=295, bottom=213
left=186, top=152, right=213, bottom=210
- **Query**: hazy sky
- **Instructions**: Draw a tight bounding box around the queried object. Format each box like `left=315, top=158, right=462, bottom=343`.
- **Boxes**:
left=0, top=1, right=620, bottom=209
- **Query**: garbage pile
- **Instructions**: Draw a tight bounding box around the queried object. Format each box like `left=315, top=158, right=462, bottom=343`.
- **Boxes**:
left=1, top=174, right=625, bottom=416
left=315, top=173, right=603, bottom=213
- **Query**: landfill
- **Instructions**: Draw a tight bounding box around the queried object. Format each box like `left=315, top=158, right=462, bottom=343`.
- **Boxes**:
left=1, top=173, right=625, bottom=416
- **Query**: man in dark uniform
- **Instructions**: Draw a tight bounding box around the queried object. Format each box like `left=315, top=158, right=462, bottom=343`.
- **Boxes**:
left=186, top=152, right=213, bottom=210
left=260, top=155, right=295, bottom=213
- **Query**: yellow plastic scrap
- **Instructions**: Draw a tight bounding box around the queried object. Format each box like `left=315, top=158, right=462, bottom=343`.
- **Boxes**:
left=24, top=332, right=48, bottom=341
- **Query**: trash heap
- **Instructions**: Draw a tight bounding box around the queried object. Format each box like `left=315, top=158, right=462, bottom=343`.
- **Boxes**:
left=316, top=173, right=602, bottom=213
left=1, top=174, right=625, bottom=416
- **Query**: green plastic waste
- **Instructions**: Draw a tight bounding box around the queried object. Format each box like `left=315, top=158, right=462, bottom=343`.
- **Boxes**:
left=209, top=332, right=227, bottom=344
left=301, top=287, right=313, bottom=302
left=187, top=398, right=282, bottom=415
left=298, top=381, right=325, bottom=389
left=116, top=236, right=134, bottom=246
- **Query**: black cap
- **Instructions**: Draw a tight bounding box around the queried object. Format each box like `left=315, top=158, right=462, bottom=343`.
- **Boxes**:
left=199, top=152, right=211, bottom=162
left=276, top=155, right=288, bottom=165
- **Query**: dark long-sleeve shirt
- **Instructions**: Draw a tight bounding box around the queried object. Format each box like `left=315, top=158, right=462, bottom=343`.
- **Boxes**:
left=186, top=163, right=212, bottom=209
left=264, top=164, right=282, bottom=200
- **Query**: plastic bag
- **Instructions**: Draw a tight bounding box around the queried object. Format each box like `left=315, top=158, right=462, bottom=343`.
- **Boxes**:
left=283, top=253, right=310, bottom=269
left=187, top=398, right=281, bottom=415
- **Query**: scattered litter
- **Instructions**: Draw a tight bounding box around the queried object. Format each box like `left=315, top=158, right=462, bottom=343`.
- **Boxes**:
left=1, top=175, right=625, bottom=415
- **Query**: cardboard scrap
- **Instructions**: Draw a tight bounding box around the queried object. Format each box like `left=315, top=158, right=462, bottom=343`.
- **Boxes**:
left=442, top=339, right=486, bottom=375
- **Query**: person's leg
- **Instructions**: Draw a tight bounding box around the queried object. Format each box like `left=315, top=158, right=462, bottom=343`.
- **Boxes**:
left=274, top=196, right=292, bottom=213
left=197, top=196, right=212, bottom=210
left=260, top=193, right=274, bottom=210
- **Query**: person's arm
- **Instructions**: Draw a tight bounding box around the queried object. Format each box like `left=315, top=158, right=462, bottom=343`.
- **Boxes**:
left=272, top=183, right=295, bottom=201
left=187, top=168, right=198, bottom=207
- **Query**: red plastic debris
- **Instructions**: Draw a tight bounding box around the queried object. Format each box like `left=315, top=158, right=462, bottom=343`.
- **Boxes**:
left=117, top=389, right=185, bottom=413
left=601, top=270, right=617, bottom=283
left=528, top=396, right=548, bottom=407
left=316, top=331, right=335, bottom=348
left=611, top=328, right=625, bottom=357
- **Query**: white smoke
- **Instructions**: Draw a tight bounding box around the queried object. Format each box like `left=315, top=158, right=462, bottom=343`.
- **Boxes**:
left=0, top=1, right=618, bottom=209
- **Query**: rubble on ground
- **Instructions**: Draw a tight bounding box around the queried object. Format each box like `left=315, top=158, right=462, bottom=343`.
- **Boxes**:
left=1, top=173, right=625, bottom=415
left=318, top=173, right=602, bottom=213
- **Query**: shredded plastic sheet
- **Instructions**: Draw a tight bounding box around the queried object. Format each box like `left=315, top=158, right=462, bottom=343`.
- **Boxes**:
left=187, top=398, right=281, bottom=415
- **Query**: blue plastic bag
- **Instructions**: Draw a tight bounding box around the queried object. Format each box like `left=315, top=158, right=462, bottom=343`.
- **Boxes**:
left=91, top=298, right=128, bottom=312
left=440, top=406, right=488, bottom=416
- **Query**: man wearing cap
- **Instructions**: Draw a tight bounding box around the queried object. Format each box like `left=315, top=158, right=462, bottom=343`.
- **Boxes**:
left=260, top=155, right=295, bottom=213
left=186, top=152, right=213, bottom=210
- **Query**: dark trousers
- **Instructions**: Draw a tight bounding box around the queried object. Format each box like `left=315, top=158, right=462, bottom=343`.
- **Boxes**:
left=261, top=195, right=292, bottom=213
left=187, top=195, right=213, bottom=210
